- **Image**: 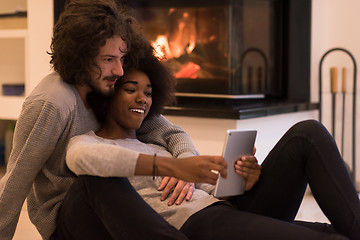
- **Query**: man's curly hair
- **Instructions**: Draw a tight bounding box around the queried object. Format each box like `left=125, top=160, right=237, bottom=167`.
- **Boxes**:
left=49, top=0, right=147, bottom=85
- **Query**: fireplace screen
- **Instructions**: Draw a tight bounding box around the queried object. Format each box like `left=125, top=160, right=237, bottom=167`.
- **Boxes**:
left=127, top=0, right=282, bottom=98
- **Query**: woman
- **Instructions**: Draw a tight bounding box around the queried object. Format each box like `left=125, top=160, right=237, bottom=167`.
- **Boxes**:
left=64, top=54, right=360, bottom=240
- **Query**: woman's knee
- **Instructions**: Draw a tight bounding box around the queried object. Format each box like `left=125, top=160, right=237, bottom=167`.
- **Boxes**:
left=289, top=120, right=330, bottom=140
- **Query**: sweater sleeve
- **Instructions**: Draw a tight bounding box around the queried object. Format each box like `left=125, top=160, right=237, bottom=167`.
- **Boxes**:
left=0, top=100, right=65, bottom=240
left=137, top=115, right=199, bottom=158
left=66, top=134, right=140, bottom=177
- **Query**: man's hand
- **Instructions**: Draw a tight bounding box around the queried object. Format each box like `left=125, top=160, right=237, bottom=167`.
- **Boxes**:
left=158, top=177, right=195, bottom=206
left=234, top=154, right=261, bottom=191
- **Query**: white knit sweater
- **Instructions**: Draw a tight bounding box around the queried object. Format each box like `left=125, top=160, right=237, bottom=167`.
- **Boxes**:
left=66, top=131, right=219, bottom=229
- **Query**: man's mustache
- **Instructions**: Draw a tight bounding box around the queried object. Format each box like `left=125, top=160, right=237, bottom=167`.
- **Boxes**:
left=103, top=75, right=120, bottom=81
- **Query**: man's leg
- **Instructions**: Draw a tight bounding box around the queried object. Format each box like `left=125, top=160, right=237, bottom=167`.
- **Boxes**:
left=54, top=176, right=188, bottom=240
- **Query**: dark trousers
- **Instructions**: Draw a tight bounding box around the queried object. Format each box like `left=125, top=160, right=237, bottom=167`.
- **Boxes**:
left=181, top=120, right=360, bottom=240
left=53, top=120, right=360, bottom=240
left=53, top=176, right=188, bottom=240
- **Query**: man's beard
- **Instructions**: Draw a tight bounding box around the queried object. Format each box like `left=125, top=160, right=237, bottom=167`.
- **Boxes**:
left=88, top=76, right=117, bottom=97
left=90, top=84, right=115, bottom=97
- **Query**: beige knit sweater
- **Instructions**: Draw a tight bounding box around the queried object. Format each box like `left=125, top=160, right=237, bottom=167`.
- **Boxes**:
left=0, top=72, right=199, bottom=240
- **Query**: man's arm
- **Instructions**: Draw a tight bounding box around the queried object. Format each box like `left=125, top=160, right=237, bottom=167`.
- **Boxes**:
left=137, top=115, right=199, bottom=158
left=0, top=101, right=64, bottom=239
left=137, top=115, right=200, bottom=205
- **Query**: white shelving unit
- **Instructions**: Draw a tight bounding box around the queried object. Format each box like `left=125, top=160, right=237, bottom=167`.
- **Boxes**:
left=0, top=0, right=53, bottom=120
left=0, top=29, right=27, bottom=38
left=0, top=29, right=27, bottom=120
left=0, top=96, right=25, bottom=120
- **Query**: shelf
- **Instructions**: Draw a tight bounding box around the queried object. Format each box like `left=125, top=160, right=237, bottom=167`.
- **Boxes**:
left=0, top=38, right=26, bottom=100
left=0, top=29, right=27, bottom=38
left=164, top=98, right=319, bottom=119
left=0, top=96, right=25, bottom=120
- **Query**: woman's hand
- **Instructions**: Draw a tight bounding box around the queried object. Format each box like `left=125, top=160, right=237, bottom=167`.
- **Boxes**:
left=158, top=177, right=195, bottom=206
left=234, top=154, right=261, bottom=191
left=156, top=155, right=227, bottom=205
left=172, top=156, right=227, bottom=185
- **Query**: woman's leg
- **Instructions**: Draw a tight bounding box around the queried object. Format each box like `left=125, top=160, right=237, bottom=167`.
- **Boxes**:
left=53, top=176, right=188, bottom=240
left=180, top=202, right=348, bottom=240
left=230, top=120, right=360, bottom=239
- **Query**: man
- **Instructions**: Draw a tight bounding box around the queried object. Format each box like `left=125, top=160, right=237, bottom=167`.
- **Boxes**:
left=0, top=1, right=198, bottom=239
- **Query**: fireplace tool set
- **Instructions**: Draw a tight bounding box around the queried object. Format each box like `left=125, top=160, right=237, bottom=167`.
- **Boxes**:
left=319, top=48, right=357, bottom=188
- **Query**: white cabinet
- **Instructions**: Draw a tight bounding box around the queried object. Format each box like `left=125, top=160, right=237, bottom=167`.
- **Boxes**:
left=0, top=0, right=53, bottom=120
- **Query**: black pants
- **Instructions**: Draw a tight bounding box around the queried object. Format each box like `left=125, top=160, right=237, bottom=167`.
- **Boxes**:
left=53, top=120, right=360, bottom=240
left=181, top=120, right=360, bottom=240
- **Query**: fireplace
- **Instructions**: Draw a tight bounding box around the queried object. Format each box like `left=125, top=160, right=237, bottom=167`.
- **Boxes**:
left=122, top=0, right=311, bottom=102
left=54, top=0, right=311, bottom=104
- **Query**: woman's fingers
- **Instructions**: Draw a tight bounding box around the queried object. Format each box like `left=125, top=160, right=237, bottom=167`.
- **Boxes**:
left=210, top=156, right=228, bottom=178
left=234, top=156, right=261, bottom=176
left=201, top=156, right=227, bottom=183
left=233, top=155, right=261, bottom=191
left=174, top=155, right=227, bottom=185
left=234, top=163, right=261, bottom=176
left=235, top=156, right=260, bottom=169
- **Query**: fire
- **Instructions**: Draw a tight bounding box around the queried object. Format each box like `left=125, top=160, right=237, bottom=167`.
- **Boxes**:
left=152, top=35, right=172, bottom=59
left=175, top=62, right=200, bottom=79
left=151, top=34, right=200, bottom=78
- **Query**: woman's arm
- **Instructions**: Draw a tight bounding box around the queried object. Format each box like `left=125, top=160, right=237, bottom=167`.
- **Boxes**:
left=135, top=154, right=227, bottom=185
left=66, top=136, right=140, bottom=177
left=66, top=134, right=227, bottom=184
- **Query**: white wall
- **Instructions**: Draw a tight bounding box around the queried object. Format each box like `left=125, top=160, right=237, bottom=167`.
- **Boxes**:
left=166, top=110, right=318, bottom=164
left=27, top=0, right=54, bottom=93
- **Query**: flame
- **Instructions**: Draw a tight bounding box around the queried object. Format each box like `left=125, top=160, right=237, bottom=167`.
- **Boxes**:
left=152, top=34, right=196, bottom=59
left=152, top=35, right=172, bottom=59
left=175, top=62, right=200, bottom=79
left=186, top=40, right=195, bottom=54
left=151, top=33, right=200, bottom=79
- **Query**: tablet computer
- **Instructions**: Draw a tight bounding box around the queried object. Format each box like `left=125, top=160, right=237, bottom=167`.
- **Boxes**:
left=213, top=129, right=257, bottom=198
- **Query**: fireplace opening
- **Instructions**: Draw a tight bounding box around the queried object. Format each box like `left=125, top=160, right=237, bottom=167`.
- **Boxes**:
left=55, top=0, right=311, bottom=105
left=122, top=0, right=311, bottom=103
